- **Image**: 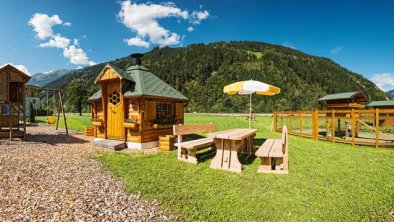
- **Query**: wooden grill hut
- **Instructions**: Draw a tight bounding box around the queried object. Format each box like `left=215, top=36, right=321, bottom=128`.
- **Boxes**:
left=88, top=54, right=188, bottom=149
left=0, top=64, right=30, bottom=139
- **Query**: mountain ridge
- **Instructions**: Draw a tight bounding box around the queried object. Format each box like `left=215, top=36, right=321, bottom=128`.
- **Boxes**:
left=45, top=41, right=387, bottom=112
left=29, top=69, right=73, bottom=87
left=387, top=89, right=394, bottom=100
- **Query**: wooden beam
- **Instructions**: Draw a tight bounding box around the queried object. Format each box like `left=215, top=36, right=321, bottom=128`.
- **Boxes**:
left=59, top=91, right=68, bottom=134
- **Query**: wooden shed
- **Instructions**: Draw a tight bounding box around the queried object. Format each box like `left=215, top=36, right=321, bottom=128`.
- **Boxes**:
left=367, top=101, right=394, bottom=127
left=318, top=91, right=368, bottom=110
left=366, top=101, right=394, bottom=109
left=88, top=54, right=188, bottom=149
left=0, top=64, right=30, bottom=139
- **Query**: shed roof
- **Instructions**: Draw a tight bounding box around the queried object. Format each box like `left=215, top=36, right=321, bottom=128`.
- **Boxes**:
left=89, top=64, right=188, bottom=101
left=366, top=101, right=394, bottom=107
left=318, top=91, right=365, bottom=101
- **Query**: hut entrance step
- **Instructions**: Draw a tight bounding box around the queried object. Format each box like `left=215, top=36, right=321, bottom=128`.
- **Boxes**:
left=93, top=139, right=126, bottom=150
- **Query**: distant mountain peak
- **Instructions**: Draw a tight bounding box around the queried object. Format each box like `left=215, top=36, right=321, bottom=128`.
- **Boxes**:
left=29, top=69, right=74, bottom=87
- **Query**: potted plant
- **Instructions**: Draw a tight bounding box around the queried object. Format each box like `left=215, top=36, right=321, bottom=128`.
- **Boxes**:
left=92, top=118, right=103, bottom=127
left=123, top=116, right=138, bottom=129
left=153, top=115, right=177, bottom=129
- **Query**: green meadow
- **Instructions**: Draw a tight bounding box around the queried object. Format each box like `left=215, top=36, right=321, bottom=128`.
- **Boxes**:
left=93, top=114, right=394, bottom=221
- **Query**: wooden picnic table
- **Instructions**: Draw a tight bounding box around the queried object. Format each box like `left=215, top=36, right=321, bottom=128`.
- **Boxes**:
left=210, top=128, right=257, bottom=173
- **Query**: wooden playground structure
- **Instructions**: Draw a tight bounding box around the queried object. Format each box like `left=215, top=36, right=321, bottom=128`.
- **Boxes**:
left=273, top=108, right=394, bottom=148
left=0, top=64, right=68, bottom=141
left=25, top=85, right=68, bottom=135
left=0, top=64, right=30, bottom=139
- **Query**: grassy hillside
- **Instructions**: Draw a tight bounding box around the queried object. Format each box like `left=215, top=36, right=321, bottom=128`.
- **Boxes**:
left=45, top=41, right=387, bottom=112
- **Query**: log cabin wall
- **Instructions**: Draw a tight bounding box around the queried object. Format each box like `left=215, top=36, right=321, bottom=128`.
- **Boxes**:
left=125, top=98, right=142, bottom=143
left=93, top=101, right=105, bottom=138
left=139, top=98, right=185, bottom=143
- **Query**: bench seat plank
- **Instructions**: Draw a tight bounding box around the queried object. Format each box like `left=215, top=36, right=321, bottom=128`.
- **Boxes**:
left=177, top=137, right=214, bottom=149
left=268, top=140, right=284, bottom=157
left=255, top=139, right=276, bottom=157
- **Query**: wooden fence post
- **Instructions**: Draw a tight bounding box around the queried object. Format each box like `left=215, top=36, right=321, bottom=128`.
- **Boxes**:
left=351, top=109, right=356, bottom=147
left=299, top=111, right=302, bottom=135
left=273, top=112, right=277, bottom=132
left=312, top=110, right=319, bottom=141
left=375, top=108, right=379, bottom=148
left=331, top=110, right=335, bottom=143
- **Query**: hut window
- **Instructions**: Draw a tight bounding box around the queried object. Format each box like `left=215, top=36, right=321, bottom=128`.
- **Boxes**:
left=129, top=101, right=139, bottom=113
left=156, top=102, right=173, bottom=118
left=9, top=82, right=23, bottom=102
left=109, top=91, right=121, bottom=106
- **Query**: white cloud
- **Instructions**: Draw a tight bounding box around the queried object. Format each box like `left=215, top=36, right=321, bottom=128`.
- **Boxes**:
left=283, top=41, right=296, bottom=49
left=29, top=13, right=95, bottom=67
left=191, top=10, right=209, bottom=24
left=73, top=38, right=79, bottom=46
left=371, top=73, right=394, bottom=91
left=28, top=13, right=63, bottom=39
left=63, top=45, right=96, bottom=66
left=1, top=63, right=31, bottom=76
left=39, top=34, right=70, bottom=48
left=330, top=46, right=342, bottom=54
left=187, top=26, right=194, bottom=32
left=124, top=37, right=150, bottom=48
left=118, top=0, right=209, bottom=47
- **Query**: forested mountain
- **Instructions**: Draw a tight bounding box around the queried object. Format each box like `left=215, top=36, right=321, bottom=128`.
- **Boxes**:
left=29, top=69, right=73, bottom=87
left=387, top=90, right=394, bottom=100
left=45, top=41, right=387, bottom=112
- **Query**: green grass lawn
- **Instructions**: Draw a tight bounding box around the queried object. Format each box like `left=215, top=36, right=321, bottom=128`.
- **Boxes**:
left=95, top=114, right=394, bottom=221
left=36, top=113, right=92, bottom=132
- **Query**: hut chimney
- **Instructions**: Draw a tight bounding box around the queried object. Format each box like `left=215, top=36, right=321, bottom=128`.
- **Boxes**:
left=131, top=53, right=143, bottom=66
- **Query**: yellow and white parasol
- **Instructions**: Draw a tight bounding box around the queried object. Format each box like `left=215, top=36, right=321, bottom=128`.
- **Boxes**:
left=224, top=80, right=281, bottom=128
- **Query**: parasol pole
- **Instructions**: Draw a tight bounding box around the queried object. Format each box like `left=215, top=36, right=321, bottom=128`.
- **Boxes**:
left=249, top=93, right=252, bottom=129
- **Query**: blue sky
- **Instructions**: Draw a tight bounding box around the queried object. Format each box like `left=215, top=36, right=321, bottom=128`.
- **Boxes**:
left=0, top=0, right=393, bottom=90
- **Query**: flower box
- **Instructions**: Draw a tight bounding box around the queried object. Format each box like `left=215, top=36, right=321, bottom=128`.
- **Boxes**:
left=123, top=122, right=138, bottom=129
left=153, top=124, right=173, bottom=129
left=92, top=121, right=103, bottom=127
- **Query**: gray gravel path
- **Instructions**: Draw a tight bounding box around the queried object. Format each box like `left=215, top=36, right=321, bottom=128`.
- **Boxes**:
left=0, top=126, right=176, bottom=221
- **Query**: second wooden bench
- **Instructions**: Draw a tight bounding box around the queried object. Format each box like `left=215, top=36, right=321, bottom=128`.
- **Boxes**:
left=173, top=123, right=216, bottom=164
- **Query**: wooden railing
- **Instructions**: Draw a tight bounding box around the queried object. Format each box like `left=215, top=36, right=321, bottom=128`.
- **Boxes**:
left=274, top=109, right=394, bottom=148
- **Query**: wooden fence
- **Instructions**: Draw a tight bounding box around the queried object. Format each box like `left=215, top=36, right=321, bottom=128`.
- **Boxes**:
left=274, top=109, right=394, bottom=148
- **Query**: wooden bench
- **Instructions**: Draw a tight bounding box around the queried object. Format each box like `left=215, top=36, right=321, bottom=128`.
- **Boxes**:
left=255, top=126, right=288, bottom=174
left=173, top=124, right=216, bottom=164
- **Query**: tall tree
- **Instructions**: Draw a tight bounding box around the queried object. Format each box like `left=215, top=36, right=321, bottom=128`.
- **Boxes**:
left=66, top=79, right=89, bottom=116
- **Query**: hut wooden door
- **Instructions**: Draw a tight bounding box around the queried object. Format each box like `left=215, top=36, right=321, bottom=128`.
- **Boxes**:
left=106, top=80, right=123, bottom=139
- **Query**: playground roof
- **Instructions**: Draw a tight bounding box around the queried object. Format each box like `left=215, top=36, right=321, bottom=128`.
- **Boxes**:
left=367, top=101, right=394, bottom=107
left=318, top=91, right=365, bottom=101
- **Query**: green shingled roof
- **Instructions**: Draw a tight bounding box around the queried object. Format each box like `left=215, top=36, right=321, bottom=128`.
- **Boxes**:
left=88, top=89, right=101, bottom=101
left=89, top=64, right=188, bottom=101
left=367, top=101, right=394, bottom=107
left=318, top=91, right=361, bottom=101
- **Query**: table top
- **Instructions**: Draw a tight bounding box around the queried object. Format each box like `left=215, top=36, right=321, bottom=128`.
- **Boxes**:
left=210, top=128, right=257, bottom=140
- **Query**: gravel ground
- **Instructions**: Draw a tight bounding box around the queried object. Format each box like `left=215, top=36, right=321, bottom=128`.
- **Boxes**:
left=0, top=125, right=177, bottom=221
